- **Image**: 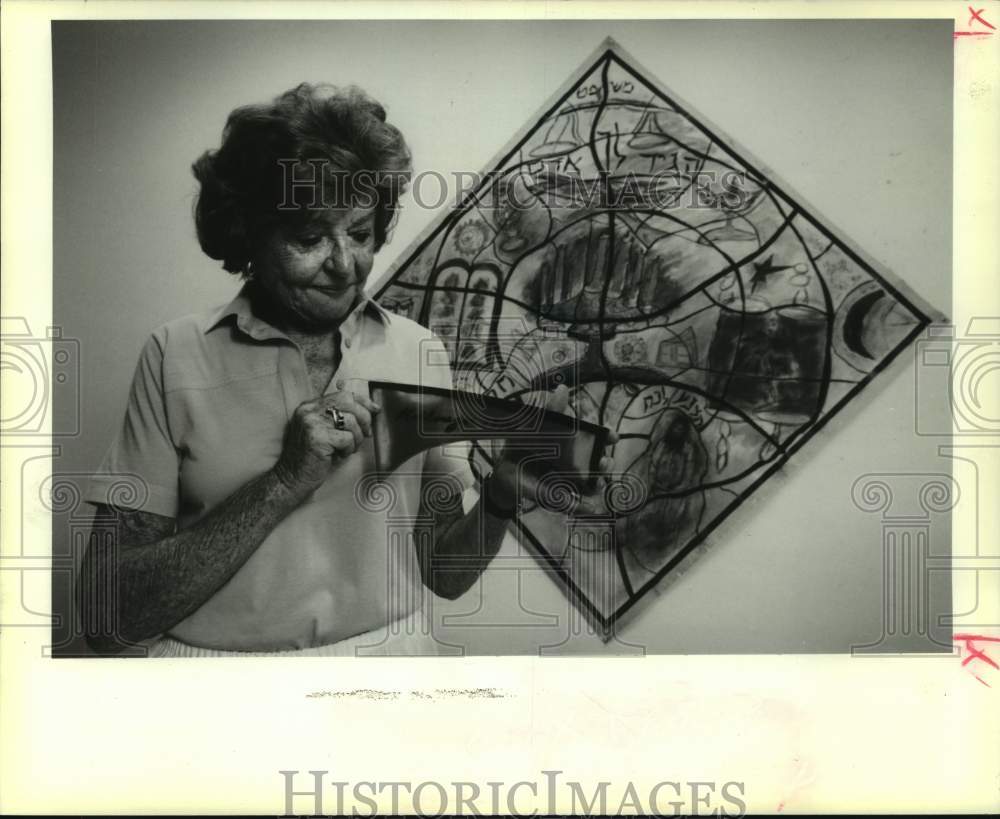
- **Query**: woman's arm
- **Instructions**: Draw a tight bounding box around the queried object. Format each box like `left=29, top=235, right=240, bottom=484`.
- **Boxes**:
left=417, top=388, right=618, bottom=600
left=78, top=390, right=380, bottom=654
left=415, top=468, right=515, bottom=601
left=77, top=468, right=310, bottom=654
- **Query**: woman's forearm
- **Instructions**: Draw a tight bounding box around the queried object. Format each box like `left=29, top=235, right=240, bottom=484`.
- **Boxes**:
left=85, top=468, right=307, bottom=652
left=424, top=497, right=511, bottom=600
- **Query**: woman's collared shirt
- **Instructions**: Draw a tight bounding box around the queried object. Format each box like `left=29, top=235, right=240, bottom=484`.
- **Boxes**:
left=85, top=287, right=472, bottom=651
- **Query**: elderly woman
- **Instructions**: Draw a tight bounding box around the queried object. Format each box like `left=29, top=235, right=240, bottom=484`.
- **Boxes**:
left=78, top=83, right=611, bottom=657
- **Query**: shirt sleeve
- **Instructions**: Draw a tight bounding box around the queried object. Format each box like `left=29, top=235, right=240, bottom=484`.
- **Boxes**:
left=84, top=331, right=180, bottom=517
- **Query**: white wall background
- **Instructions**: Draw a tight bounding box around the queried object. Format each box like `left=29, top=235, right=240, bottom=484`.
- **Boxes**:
left=52, top=19, right=953, bottom=654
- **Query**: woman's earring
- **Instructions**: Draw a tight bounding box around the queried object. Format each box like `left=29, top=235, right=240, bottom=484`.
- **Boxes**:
left=245, top=260, right=255, bottom=281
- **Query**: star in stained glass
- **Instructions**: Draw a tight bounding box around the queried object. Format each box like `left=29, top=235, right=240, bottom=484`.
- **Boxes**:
left=749, top=255, right=793, bottom=294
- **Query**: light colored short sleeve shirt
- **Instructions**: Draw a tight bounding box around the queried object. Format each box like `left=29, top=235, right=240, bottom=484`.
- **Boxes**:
left=85, top=286, right=473, bottom=651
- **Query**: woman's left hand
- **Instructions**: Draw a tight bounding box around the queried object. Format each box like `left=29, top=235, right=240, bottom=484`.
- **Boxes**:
left=484, top=385, right=619, bottom=518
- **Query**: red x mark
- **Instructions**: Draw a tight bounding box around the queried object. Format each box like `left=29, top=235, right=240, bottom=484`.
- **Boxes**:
left=954, top=5, right=996, bottom=37
left=968, top=6, right=996, bottom=29
left=954, top=633, right=1000, bottom=687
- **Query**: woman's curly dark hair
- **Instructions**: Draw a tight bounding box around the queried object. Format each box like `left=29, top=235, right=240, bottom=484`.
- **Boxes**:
left=192, top=83, right=412, bottom=275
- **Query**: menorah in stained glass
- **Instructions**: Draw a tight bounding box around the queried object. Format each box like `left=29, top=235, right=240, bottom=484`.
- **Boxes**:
left=374, top=38, right=941, bottom=636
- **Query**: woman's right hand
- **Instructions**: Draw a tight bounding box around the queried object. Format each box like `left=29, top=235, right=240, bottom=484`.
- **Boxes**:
left=272, top=391, right=381, bottom=497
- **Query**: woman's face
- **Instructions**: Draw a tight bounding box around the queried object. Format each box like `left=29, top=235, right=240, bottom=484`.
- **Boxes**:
left=254, top=205, right=377, bottom=332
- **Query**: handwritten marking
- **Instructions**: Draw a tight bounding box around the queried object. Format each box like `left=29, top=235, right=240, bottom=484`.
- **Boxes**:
left=306, top=687, right=510, bottom=700
left=306, top=688, right=400, bottom=700
left=953, top=633, right=1000, bottom=687
left=954, top=5, right=995, bottom=38
left=968, top=5, right=996, bottom=29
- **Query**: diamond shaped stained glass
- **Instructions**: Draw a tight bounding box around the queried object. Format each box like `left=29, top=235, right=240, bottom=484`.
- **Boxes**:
left=373, top=39, right=938, bottom=636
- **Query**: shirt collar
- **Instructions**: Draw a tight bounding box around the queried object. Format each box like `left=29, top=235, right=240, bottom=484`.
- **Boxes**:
left=203, top=284, right=392, bottom=341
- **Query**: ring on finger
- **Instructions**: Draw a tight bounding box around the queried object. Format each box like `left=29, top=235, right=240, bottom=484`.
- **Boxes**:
left=325, top=407, right=347, bottom=431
